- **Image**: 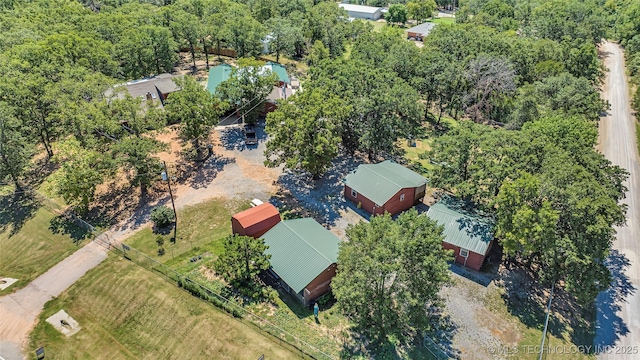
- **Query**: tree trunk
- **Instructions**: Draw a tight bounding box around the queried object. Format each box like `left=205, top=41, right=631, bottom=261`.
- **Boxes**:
left=194, top=137, right=202, bottom=161
left=189, top=40, right=196, bottom=70
left=40, top=130, right=53, bottom=158
left=201, top=37, right=209, bottom=68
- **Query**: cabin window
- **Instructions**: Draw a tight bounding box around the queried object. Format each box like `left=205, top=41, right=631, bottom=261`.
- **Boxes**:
left=460, top=248, right=469, bottom=258
left=400, top=194, right=405, bottom=201
left=351, top=189, right=357, bottom=198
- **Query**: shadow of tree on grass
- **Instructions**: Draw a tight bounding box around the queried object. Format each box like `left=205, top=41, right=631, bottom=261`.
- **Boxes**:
left=49, top=213, right=92, bottom=244
left=0, top=191, right=40, bottom=237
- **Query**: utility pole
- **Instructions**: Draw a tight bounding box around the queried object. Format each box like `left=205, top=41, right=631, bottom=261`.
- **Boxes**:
left=162, top=161, right=177, bottom=242
left=538, top=281, right=555, bottom=360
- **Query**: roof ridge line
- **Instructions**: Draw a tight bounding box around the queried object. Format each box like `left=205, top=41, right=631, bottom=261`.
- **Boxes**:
left=282, top=220, right=333, bottom=264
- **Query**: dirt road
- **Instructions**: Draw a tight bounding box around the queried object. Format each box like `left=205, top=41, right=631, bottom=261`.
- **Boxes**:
left=595, top=41, right=640, bottom=358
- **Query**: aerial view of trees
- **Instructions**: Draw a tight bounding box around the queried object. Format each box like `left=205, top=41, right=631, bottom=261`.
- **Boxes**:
left=0, top=0, right=634, bottom=356
left=332, top=210, right=451, bottom=349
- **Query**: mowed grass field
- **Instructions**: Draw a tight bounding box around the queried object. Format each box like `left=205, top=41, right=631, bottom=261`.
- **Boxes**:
left=124, top=198, right=249, bottom=265
left=28, top=256, right=300, bottom=360
left=0, top=195, right=89, bottom=295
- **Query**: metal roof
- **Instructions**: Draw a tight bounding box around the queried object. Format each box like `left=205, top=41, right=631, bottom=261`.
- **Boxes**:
left=262, top=218, right=340, bottom=293
left=426, top=197, right=494, bottom=255
left=206, top=64, right=233, bottom=95
left=264, top=62, right=290, bottom=84
left=344, top=160, right=427, bottom=206
left=232, top=203, right=280, bottom=228
left=338, top=3, right=381, bottom=14
left=406, top=22, right=437, bottom=36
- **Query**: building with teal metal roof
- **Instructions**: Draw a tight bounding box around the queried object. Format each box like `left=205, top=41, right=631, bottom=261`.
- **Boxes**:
left=343, top=160, right=427, bottom=216
left=263, top=62, right=290, bottom=84
left=206, top=63, right=233, bottom=95
left=425, top=196, right=495, bottom=271
left=261, top=218, right=340, bottom=304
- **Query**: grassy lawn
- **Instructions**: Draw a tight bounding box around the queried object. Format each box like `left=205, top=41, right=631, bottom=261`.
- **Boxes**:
left=0, top=195, right=90, bottom=295
left=429, top=17, right=456, bottom=25
left=27, top=256, right=300, bottom=360
left=124, top=198, right=249, bottom=264
left=259, top=54, right=309, bottom=73
left=364, top=19, right=387, bottom=32
left=479, top=282, right=594, bottom=360
left=399, top=115, right=459, bottom=175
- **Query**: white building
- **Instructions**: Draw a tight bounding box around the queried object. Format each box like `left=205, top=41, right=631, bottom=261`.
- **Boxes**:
left=338, top=3, right=382, bottom=20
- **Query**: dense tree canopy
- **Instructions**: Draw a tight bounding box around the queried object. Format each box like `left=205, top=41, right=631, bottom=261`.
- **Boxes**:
left=427, top=116, right=628, bottom=303
left=332, top=210, right=451, bottom=348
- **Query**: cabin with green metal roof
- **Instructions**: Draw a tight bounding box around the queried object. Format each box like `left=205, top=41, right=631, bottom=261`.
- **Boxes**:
left=425, top=196, right=495, bottom=271
left=206, top=63, right=233, bottom=95
left=261, top=218, right=340, bottom=305
left=343, top=160, right=427, bottom=216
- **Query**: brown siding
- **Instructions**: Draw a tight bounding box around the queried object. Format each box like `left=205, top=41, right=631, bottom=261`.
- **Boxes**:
left=441, top=242, right=486, bottom=272
left=344, top=185, right=385, bottom=215
left=381, top=188, right=416, bottom=216
left=303, top=263, right=337, bottom=304
left=345, top=186, right=420, bottom=216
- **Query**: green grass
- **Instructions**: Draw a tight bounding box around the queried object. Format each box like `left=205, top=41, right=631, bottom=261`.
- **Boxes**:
left=364, top=19, right=387, bottom=32
left=429, top=17, right=456, bottom=25
left=27, top=256, right=300, bottom=360
left=0, top=196, right=90, bottom=295
left=400, top=139, right=434, bottom=172
left=399, top=115, right=460, bottom=174
left=124, top=198, right=249, bottom=264
left=481, top=285, right=595, bottom=360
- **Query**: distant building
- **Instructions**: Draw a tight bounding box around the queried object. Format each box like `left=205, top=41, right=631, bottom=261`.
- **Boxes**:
left=113, top=73, right=181, bottom=108
left=262, top=218, right=340, bottom=305
left=406, top=22, right=437, bottom=41
left=343, top=160, right=427, bottom=216
left=425, top=196, right=495, bottom=272
left=206, top=63, right=234, bottom=96
left=338, top=3, right=382, bottom=20
left=231, top=203, right=281, bottom=238
left=207, top=62, right=292, bottom=116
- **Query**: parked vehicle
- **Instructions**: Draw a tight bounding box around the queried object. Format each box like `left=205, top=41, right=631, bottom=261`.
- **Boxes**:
left=244, top=125, right=258, bottom=145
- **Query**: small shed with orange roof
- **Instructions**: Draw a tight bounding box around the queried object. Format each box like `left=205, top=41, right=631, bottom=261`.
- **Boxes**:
left=231, top=203, right=281, bottom=238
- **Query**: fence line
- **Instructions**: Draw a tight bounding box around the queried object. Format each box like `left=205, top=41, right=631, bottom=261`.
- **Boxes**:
left=25, top=192, right=334, bottom=358
left=113, top=245, right=334, bottom=360
left=29, top=191, right=443, bottom=360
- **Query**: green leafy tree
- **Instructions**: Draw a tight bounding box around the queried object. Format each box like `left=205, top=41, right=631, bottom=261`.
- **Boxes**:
left=223, top=5, right=265, bottom=57
left=304, top=2, right=351, bottom=58
left=332, top=210, right=451, bottom=348
left=111, top=136, right=164, bottom=195
left=169, top=9, right=202, bottom=69
left=0, top=104, right=33, bottom=191
left=151, top=205, right=175, bottom=228
left=52, top=139, right=114, bottom=213
left=264, top=89, right=347, bottom=178
left=216, top=58, right=277, bottom=124
left=306, top=40, right=329, bottom=67
left=387, top=4, right=408, bottom=25
left=265, top=17, right=299, bottom=63
left=165, top=76, right=227, bottom=161
left=214, top=234, right=271, bottom=288
left=407, top=0, right=436, bottom=23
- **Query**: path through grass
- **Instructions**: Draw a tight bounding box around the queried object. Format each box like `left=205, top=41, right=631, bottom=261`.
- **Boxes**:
left=0, top=194, right=89, bottom=295
left=28, top=256, right=300, bottom=360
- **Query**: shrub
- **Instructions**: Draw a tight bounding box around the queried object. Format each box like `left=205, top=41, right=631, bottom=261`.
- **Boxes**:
left=157, top=246, right=165, bottom=256
left=155, top=235, right=165, bottom=247
left=151, top=206, right=174, bottom=228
